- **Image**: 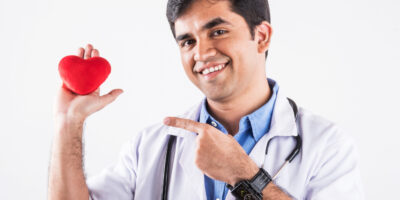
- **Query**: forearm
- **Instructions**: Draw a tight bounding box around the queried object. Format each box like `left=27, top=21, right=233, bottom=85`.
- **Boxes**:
left=262, top=182, right=291, bottom=200
left=229, top=159, right=292, bottom=200
left=48, top=116, right=89, bottom=200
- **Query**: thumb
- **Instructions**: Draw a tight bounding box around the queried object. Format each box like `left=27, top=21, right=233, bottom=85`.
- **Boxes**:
left=98, top=89, right=124, bottom=106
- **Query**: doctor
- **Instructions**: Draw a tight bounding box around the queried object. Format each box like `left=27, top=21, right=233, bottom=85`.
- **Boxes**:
left=48, top=0, right=364, bottom=199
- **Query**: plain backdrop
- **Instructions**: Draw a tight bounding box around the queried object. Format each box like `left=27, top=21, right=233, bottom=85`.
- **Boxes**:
left=1, top=0, right=399, bottom=199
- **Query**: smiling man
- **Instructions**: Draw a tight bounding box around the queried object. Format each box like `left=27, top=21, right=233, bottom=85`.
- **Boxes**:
left=48, top=0, right=364, bottom=199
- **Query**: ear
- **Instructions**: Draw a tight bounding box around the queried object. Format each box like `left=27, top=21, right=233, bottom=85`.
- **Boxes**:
left=255, top=21, right=273, bottom=54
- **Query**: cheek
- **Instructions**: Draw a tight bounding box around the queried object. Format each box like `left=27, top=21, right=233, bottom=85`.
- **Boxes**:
left=180, top=51, right=197, bottom=79
left=215, top=40, right=253, bottom=71
left=215, top=35, right=256, bottom=58
left=231, top=38, right=258, bottom=61
left=180, top=51, right=191, bottom=69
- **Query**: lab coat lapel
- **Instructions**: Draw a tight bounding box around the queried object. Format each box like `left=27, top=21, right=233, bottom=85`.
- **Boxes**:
left=167, top=88, right=298, bottom=200
left=166, top=102, right=206, bottom=199
left=179, top=130, right=206, bottom=199
left=226, top=89, right=298, bottom=200
left=250, top=88, right=299, bottom=168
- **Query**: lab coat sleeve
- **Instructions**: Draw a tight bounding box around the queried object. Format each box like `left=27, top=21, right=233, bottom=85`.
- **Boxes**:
left=86, top=135, right=139, bottom=200
left=305, top=130, right=364, bottom=200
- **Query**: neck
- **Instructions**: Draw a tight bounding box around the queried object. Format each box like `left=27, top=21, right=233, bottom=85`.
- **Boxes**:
left=206, top=77, right=271, bottom=136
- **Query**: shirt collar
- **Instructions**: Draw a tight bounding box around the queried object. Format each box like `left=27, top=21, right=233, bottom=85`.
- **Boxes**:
left=198, top=78, right=279, bottom=141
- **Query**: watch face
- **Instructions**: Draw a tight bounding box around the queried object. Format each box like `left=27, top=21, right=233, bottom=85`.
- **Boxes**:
left=232, top=181, right=262, bottom=200
left=233, top=183, right=260, bottom=200
left=236, top=185, right=250, bottom=197
left=244, top=194, right=257, bottom=200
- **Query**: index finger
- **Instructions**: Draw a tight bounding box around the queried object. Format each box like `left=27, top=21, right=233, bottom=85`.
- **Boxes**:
left=163, top=117, right=204, bottom=134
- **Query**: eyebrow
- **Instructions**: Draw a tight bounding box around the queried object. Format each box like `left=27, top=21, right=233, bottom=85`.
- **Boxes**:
left=176, top=33, right=191, bottom=42
left=202, top=17, right=231, bottom=31
left=175, top=17, right=232, bottom=42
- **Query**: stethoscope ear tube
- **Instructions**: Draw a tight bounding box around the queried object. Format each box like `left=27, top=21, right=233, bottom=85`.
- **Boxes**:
left=161, top=98, right=303, bottom=199
left=285, top=98, right=302, bottom=163
left=287, top=98, right=298, bottom=118
left=269, top=98, right=303, bottom=180
left=286, top=135, right=302, bottom=163
left=162, top=135, right=176, bottom=200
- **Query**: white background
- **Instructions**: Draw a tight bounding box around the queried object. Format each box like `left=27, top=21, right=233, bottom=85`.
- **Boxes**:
left=1, top=0, right=399, bottom=199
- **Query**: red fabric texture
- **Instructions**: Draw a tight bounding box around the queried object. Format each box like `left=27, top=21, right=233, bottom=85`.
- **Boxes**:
left=58, top=55, right=111, bottom=95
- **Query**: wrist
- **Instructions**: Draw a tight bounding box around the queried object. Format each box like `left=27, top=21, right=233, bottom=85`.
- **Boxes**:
left=55, top=114, right=86, bottom=138
left=228, top=159, right=259, bottom=186
left=55, top=111, right=85, bottom=125
left=228, top=168, right=273, bottom=200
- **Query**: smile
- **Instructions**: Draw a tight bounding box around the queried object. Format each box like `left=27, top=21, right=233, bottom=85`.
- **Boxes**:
left=201, top=62, right=227, bottom=75
left=199, top=61, right=229, bottom=81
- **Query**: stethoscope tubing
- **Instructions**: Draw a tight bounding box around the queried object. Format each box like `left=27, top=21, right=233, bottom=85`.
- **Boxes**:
left=264, top=98, right=302, bottom=180
left=270, top=135, right=302, bottom=180
left=162, top=98, right=302, bottom=200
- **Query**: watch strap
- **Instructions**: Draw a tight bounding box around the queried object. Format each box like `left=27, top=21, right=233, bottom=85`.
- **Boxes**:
left=250, top=168, right=272, bottom=194
left=227, top=168, right=272, bottom=200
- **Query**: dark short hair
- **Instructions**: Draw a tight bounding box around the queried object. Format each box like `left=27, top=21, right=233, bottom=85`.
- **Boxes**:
left=166, top=0, right=271, bottom=59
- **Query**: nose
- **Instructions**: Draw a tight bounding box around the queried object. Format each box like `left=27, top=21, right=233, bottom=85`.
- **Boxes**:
left=193, top=40, right=217, bottom=62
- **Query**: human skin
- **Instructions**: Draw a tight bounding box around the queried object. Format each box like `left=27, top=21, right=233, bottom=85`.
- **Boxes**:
left=49, top=0, right=291, bottom=199
left=47, top=44, right=123, bottom=200
left=173, top=0, right=272, bottom=135
left=165, top=0, right=292, bottom=198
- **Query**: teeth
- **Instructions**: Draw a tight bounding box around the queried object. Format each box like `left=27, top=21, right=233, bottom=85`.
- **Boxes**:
left=202, top=68, right=210, bottom=75
left=201, top=63, right=226, bottom=75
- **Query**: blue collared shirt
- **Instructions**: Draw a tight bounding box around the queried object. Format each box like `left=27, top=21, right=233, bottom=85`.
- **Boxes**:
left=199, top=79, right=279, bottom=200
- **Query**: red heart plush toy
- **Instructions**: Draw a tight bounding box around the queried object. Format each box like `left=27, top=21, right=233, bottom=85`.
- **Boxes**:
left=58, top=55, right=111, bottom=95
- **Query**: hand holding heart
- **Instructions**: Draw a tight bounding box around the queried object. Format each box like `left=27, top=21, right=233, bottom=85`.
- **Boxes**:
left=54, top=44, right=123, bottom=123
left=163, top=117, right=259, bottom=186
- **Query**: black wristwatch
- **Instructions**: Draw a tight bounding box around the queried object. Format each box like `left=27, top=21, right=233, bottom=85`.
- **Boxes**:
left=227, top=168, right=272, bottom=200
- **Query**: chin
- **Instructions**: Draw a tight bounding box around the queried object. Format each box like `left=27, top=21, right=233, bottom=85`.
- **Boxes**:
left=202, top=87, right=233, bottom=103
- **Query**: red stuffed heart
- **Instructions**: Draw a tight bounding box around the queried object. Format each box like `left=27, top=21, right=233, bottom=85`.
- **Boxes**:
left=58, top=55, right=111, bottom=95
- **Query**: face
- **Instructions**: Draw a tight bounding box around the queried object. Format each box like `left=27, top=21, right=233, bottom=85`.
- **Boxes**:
left=174, top=0, right=270, bottom=102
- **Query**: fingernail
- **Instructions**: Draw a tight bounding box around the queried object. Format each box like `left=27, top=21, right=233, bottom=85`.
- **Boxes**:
left=163, top=117, right=170, bottom=125
left=114, top=89, right=123, bottom=95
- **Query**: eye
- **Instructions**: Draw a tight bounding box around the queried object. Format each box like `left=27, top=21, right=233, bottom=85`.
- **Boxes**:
left=181, top=39, right=196, bottom=47
left=211, top=29, right=227, bottom=36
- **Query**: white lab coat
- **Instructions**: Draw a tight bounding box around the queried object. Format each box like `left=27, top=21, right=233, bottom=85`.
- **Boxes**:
left=87, top=88, right=364, bottom=200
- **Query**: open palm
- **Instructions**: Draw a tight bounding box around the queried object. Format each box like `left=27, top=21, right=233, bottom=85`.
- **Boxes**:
left=54, top=44, right=123, bottom=121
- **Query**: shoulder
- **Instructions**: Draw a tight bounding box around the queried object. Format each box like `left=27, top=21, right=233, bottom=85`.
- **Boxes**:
left=298, top=107, right=354, bottom=147
left=297, top=108, right=364, bottom=199
left=297, top=107, right=359, bottom=175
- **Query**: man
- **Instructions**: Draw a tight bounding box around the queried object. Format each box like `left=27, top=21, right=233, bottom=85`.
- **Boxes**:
left=48, top=0, right=364, bottom=199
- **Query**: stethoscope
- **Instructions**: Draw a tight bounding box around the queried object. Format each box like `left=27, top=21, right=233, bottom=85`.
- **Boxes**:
left=162, top=98, right=302, bottom=200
